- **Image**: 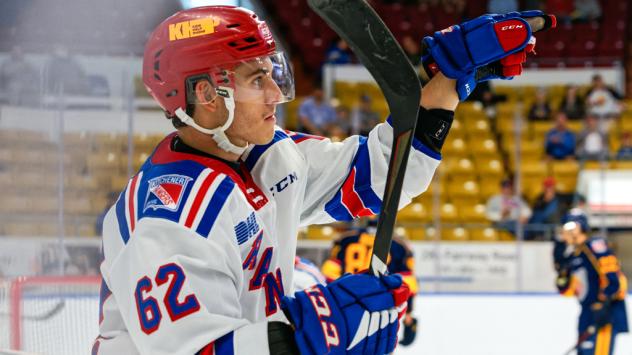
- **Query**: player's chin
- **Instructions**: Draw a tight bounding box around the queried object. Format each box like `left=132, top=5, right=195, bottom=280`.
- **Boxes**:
left=251, top=117, right=277, bottom=145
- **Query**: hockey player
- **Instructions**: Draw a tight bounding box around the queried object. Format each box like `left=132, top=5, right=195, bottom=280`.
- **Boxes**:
left=321, top=223, right=419, bottom=346
left=554, top=209, right=629, bottom=355
left=94, top=6, right=548, bottom=355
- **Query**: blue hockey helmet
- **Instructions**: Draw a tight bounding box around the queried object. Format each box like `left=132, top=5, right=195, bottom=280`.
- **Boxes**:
left=561, top=208, right=589, bottom=233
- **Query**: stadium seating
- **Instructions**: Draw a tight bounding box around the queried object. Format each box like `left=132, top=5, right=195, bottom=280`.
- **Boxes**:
left=258, top=0, right=628, bottom=72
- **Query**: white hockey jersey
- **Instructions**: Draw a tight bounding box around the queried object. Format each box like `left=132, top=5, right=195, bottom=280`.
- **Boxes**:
left=93, top=121, right=440, bottom=355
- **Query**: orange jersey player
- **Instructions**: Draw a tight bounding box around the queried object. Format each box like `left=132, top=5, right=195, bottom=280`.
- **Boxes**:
left=321, top=227, right=419, bottom=346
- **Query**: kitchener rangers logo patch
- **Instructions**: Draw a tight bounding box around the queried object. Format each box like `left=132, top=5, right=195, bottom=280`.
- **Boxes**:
left=144, top=174, right=192, bottom=212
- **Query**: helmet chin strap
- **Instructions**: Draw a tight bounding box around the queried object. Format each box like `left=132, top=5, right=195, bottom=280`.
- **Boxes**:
left=174, top=86, right=248, bottom=156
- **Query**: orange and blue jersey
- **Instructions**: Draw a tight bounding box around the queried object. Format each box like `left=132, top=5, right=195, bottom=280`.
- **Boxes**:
left=321, top=229, right=418, bottom=295
left=557, top=237, right=628, bottom=355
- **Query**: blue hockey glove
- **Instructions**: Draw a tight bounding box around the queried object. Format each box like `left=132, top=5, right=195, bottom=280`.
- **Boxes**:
left=281, top=273, right=410, bottom=355
left=421, top=11, right=555, bottom=100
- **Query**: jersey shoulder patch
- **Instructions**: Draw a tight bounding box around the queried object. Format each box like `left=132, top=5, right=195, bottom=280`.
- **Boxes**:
left=115, top=160, right=236, bottom=242
left=114, top=135, right=240, bottom=243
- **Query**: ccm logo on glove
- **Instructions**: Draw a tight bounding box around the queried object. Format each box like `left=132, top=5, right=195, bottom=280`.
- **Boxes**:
left=501, top=24, right=524, bottom=30
left=306, top=285, right=341, bottom=348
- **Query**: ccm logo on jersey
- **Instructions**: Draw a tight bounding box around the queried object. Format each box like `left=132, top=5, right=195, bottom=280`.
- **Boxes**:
left=269, top=172, right=298, bottom=196
left=305, top=286, right=340, bottom=349
left=144, top=174, right=192, bottom=212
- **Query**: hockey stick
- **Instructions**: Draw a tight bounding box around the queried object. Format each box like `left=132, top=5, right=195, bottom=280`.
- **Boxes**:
left=563, top=325, right=595, bottom=355
left=0, top=300, right=65, bottom=321
left=307, top=0, right=422, bottom=276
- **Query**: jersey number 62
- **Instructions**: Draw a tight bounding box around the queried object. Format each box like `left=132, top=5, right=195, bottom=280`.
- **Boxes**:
left=134, top=262, right=201, bottom=334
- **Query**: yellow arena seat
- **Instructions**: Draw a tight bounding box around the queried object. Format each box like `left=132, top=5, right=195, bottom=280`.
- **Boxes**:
left=440, top=203, right=459, bottom=223
left=479, top=180, right=501, bottom=201
left=31, top=196, right=58, bottom=214
left=613, top=161, right=632, bottom=169
left=442, top=227, right=469, bottom=241
left=476, top=159, right=504, bottom=179
left=498, top=230, right=515, bottom=241
left=306, top=226, right=337, bottom=240
left=531, top=121, right=554, bottom=137
left=442, top=137, right=467, bottom=156
left=406, top=227, right=426, bottom=241
left=551, top=160, right=579, bottom=178
left=398, top=202, right=429, bottom=222
left=40, top=223, right=62, bottom=237
left=471, top=139, right=500, bottom=157
left=465, top=119, right=492, bottom=135
left=470, top=228, right=500, bottom=242
left=448, top=180, right=480, bottom=201
left=582, top=161, right=610, bottom=170
left=449, top=119, right=466, bottom=138
left=555, top=177, right=577, bottom=194
left=64, top=199, right=93, bottom=215
left=447, top=158, right=476, bottom=176
left=424, top=227, right=439, bottom=241
left=5, top=222, right=40, bottom=236
left=520, top=160, right=549, bottom=178
left=458, top=203, right=489, bottom=223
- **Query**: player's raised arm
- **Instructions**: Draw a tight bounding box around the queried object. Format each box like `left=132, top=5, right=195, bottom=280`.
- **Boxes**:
left=295, top=11, right=551, bottom=227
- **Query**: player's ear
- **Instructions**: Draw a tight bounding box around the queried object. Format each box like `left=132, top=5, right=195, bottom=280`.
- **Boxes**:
left=194, top=80, right=218, bottom=112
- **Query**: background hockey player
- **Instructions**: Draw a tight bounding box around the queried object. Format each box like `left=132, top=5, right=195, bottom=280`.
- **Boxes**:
left=94, top=5, right=550, bottom=355
left=554, top=209, right=629, bottom=355
left=321, top=220, right=419, bottom=346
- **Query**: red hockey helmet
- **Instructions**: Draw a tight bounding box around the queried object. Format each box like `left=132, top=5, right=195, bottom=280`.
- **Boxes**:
left=142, top=6, right=294, bottom=118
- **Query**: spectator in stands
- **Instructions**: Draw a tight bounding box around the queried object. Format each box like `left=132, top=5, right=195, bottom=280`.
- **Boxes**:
left=527, top=177, right=571, bottom=240
left=324, top=38, right=352, bottom=66
left=43, top=45, right=89, bottom=96
left=485, top=178, right=532, bottom=236
left=545, top=112, right=576, bottom=160
left=572, top=0, right=602, bottom=22
left=585, top=74, right=623, bottom=122
left=298, top=87, right=337, bottom=136
left=329, top=105, right=352, bottom=139
left=0, top=46, right=39, bottom=106
left=488, top=0, right=518, bottom=14
left=401, top=35, right=422, bottom=66
left=616, top=132, right=632, bottom=160
left=351, top=94, right=380, bottom=136
left=576, top=114, right=609, bottom=160
left=527, top=87, right=552, bottom=121
left=559, top=85, right=585, bottom=120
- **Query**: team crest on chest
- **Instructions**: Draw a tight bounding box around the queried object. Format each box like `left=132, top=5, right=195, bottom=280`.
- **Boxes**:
left=144, top=174, right=192, bottom=212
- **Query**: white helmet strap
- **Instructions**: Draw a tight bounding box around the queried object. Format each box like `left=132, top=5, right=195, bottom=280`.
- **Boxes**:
left=174, top=86, right=248, bottom=156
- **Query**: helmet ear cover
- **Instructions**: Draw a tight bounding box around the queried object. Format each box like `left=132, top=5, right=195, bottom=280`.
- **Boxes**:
left=171, top=74, right=215, bottom=127
left=185, top=74, right=216, bottom=103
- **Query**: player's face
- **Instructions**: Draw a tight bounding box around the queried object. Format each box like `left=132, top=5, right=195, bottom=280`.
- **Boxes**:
left=562, top=222, right=586, bottom=246
left=225, top=58, right=283, bottom=146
